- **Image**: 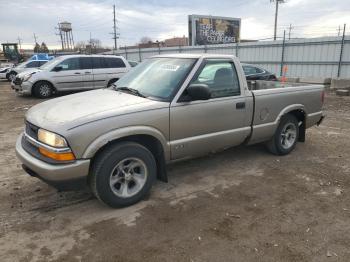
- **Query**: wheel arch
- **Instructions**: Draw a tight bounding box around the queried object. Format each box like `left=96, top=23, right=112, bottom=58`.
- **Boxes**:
left=84, top=127, right=170, bottom=182
left=280, top=106, right=306, bottom=142
left=32, top=79, right=57, bottom=94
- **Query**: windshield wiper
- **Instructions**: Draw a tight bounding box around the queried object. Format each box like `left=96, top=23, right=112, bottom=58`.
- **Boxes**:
left=114, top=86, right=147, bottom=98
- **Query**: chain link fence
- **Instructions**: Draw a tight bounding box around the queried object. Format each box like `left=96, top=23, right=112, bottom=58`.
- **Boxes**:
left=111, top=35, right=350, bottom=79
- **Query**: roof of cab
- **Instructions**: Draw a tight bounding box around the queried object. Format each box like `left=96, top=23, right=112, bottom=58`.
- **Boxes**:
left=153, top=53, right=236, bottom=59
left=53, top=54, right=124, bottom=59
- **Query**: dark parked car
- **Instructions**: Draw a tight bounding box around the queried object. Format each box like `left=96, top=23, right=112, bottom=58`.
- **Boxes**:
left=242, top=64, right=277, bottom=81
left=127, top=60, right=139, bottom=67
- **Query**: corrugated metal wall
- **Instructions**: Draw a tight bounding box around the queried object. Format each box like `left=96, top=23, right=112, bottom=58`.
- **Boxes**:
left=114, top=36, right=350, bottom=78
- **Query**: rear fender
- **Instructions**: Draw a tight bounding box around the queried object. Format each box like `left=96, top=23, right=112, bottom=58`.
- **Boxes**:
left=249, top=104, right=306, bottom=145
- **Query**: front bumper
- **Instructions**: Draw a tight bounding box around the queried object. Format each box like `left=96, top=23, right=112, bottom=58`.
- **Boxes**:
left=16, top=133, right=90, bottom=190
left=13, top=81, right=33, bottom=95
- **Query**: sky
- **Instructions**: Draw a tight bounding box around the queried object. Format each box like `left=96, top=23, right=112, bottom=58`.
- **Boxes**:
left=0, top=0, right=349, bottom=50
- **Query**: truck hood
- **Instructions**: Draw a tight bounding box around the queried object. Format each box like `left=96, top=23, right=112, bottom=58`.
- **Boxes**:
left=26, top=89, right=168, bottom=132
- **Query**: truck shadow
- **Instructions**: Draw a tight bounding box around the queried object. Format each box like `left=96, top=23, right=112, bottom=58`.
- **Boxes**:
left=26, top=143, right=270, bottom=213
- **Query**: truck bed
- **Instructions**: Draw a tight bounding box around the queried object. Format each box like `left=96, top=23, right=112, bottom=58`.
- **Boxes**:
left=248, top=83, right=324, bottom=144
left=247, top=80, right=314, bottom=90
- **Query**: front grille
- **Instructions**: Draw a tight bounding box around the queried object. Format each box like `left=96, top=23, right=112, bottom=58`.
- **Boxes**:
left=13, top=77, right=22, bottom=85
left=25, top=121, right=39, bottom=140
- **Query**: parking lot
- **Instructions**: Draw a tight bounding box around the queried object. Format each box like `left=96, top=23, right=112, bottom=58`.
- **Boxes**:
left=0, top=79, right=350, bottom=261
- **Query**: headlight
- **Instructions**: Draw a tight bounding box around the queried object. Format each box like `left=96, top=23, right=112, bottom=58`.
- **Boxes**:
left=38, top=129, right=68, bottom=148
left=22, top=73, right=34, bottom=82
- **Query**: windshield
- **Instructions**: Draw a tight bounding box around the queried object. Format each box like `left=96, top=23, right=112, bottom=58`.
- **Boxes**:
left=16, top=61, right=27, bottom=68
left=39, top=57, right=62, bottom=70
left=115, top=57, right=196, bottom=101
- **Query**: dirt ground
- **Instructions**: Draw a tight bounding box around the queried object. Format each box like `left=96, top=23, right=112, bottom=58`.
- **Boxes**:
left=0, top=79, right=349, bottom=262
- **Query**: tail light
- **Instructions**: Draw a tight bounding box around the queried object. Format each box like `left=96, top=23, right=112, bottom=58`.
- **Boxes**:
left=321, top=90, right=325, bottom=104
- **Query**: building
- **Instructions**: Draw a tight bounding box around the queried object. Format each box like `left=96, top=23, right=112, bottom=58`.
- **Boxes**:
left=164, top=36, right=188, bottom=47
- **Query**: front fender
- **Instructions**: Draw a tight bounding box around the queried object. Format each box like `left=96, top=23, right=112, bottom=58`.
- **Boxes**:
left=82, top=126, right=170, bottom=160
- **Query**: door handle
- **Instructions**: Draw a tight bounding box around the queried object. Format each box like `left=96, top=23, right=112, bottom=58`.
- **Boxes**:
left=236, top=102, right=245, bottom=109
left=74, top=72, right=81, bottom=75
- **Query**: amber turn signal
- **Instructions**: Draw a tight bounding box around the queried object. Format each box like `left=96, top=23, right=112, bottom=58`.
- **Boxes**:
left=39, top=147, right=75, bottom=161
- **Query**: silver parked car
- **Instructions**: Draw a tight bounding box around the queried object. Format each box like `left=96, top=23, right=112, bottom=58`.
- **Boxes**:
left=6, top=60, right=48, bottom=81
left=12, top=55, right=131, bottom=98
left=16, top=54, right=325, bottom=208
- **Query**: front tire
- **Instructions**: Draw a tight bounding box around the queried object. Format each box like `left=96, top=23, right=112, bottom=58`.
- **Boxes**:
left=90, top=142, right=157, bottom=208
left=7, top=72, right=16, bottom=82
left=33, top=81, right=53, bottom=98
left=266, top=114, right=299, bottom=155
left=107, top=78, right=119, bottom=87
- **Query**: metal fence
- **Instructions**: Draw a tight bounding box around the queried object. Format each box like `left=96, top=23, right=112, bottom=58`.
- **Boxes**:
left=113, top=35, right=350, bottom=79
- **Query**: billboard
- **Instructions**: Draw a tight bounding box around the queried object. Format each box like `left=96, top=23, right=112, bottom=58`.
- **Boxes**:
left=188, top=15, right=241, bottom=46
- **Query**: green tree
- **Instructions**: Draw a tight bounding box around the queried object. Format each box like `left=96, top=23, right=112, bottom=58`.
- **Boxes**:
left=33, top=43, right=40, bottom=53
left=40, top=42, right=49, bottom=53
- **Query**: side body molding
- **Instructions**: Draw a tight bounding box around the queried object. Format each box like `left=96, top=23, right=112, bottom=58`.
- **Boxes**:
left=82, top=126, right=170, bottom=160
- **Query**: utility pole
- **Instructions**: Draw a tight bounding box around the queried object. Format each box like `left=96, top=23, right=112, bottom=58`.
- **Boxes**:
left=288, top=24, right=293, bottom=40
left=337, top=24, right=347, bottom=77
left=113, top=4, right=118, bottom=51
left=17, top=37, right=22, bottom=50
left=33, top=33, right=38, bottom=44
left=271, top=0, right=285, bottom=41
left=337, top=25, right=342, bottom=36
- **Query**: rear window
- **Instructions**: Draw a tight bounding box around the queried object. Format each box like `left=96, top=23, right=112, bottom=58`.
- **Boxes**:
left=91, top=57, right=125, bottom=69
left=104, top=57, right=126, bottom=68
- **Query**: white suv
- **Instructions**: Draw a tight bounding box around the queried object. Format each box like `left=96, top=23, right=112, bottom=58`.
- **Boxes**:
left=13, top=55, right=131, bottom=98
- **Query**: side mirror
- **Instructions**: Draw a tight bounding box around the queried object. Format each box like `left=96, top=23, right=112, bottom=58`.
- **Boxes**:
left=186, top=83, right=211, bottom=101
left=53, top=66, right=63, bottom=72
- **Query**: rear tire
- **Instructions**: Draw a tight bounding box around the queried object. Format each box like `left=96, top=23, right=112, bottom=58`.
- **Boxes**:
left=90, top=142, right=157, bottom=208
left=266, top=114, right=299, bottom=155
left=33, top=81, right=53, bottom=98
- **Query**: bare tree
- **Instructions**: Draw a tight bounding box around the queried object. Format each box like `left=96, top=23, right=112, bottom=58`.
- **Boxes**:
left=75, top=41, right=86, bottom=50
left=89, top=38, right=102, bottom=48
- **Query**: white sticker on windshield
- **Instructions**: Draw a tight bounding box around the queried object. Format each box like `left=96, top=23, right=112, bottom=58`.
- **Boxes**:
left=161, top=64, right=180, bottom=71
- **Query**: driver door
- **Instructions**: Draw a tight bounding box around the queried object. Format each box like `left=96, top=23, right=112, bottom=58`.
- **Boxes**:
left=169, top=59, right=251, bottom=160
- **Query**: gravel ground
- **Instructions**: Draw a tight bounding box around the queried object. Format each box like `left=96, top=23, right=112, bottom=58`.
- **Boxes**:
left=0, top=80, right=349, bottom=262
